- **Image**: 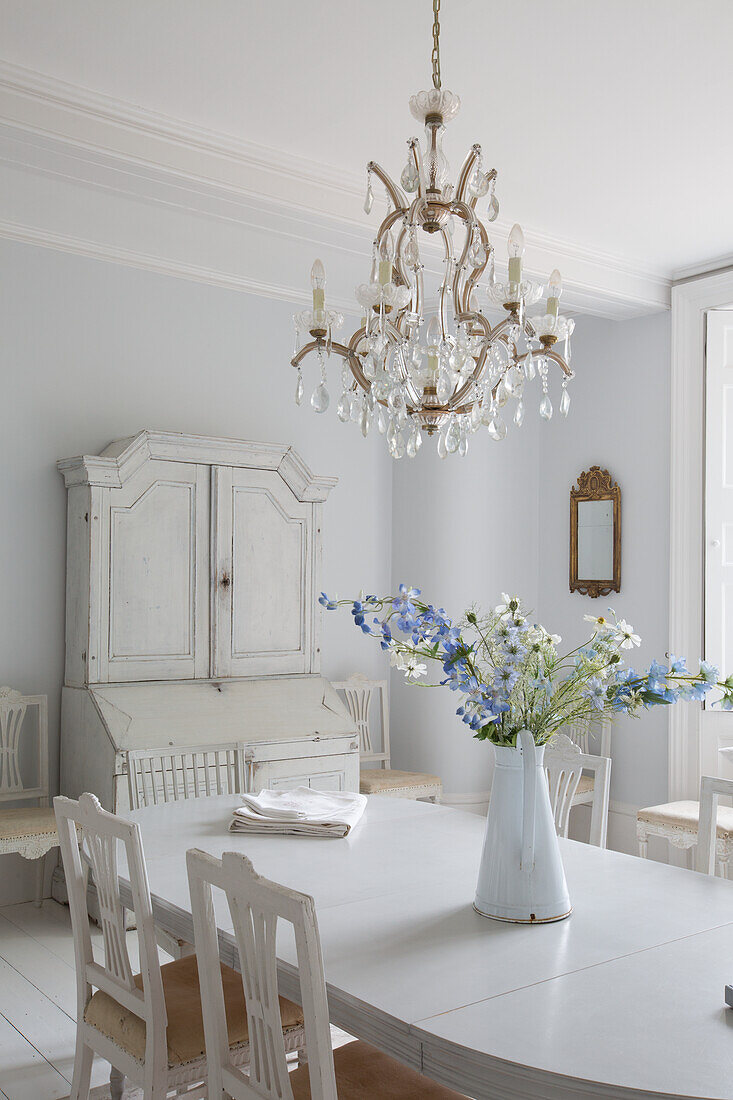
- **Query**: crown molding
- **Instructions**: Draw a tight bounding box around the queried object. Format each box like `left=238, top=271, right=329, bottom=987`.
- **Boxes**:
left=0, top=59, right=671, bottom=319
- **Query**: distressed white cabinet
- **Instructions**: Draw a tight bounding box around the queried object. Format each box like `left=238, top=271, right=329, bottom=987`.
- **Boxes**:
left=57, top=431, right=358, bottom=813
left=57, top=430, right=335, bottom=685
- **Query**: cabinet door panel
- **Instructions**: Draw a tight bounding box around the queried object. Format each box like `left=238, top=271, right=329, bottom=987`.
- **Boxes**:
left=99, top=461, right=209, bottom=681
left=212, top=468, right=314, bottom=677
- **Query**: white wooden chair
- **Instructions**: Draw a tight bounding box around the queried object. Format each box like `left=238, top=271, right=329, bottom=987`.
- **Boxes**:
left=332, top=676, right=442, bottom=802
left=565, top=716, right=611, bottom=812
left=696, top=775, right=733, bottom=875
left=544, top=733, right=611, bottom=848
left=0, top=686, right=56, bottom=906
left=127, top=743, right=244, bottom=810
left=54, top=792, right=306, bottom=1100
left=637, top=777, right=733, bottom=876
left=186, top=847, right=465, bottom=1099
left=126, top=743, right=245, bottom=959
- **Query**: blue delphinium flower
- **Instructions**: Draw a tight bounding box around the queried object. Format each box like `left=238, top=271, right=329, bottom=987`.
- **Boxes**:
left=715, top=693, right=733, bottom=710
left=318, top=592, right=338, bottom=610
left=669, top=654, right=687, bottom=675
left=375, top=618, right=392, bottom=651
left=584, top=676, right=606, bottom=710
left=493, top=665, right=520, bottom=695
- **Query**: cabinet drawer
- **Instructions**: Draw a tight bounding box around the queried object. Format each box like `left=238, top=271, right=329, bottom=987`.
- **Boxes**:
left=248, top=752, right=359, bottom=794
left=245, top=735, right=358, bottom=764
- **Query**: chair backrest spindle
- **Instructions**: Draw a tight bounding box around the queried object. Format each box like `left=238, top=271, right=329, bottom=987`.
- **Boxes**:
left=54, top=792, right=167, bottom=1067
left=332, top=677, right=390, bottom=769
left=544, top=733, right=611, bottom=848
left=127, top=743, right=244, bottom=810
left=187, top=848, right=338, bottom=1100
left=696, top=774, right=733, bottom=874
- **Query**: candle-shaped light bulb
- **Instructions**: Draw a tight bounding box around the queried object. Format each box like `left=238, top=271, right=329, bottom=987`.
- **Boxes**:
left=507, top=224, right=524, bottom=285
left=310, top=259, right=326, bottom=316
left=378, top=230, right=395, bottom=286
left=426, top=316, right=441, bottom=376
left=547, top=268, right=562, bottom=317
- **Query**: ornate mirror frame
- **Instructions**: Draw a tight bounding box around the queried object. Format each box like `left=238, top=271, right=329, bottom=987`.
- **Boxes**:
left=569, top=467, right=621, bottom=598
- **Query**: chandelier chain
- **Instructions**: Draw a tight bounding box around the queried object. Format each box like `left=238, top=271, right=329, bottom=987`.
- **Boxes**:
left=431, top=0, right=441, bottom=90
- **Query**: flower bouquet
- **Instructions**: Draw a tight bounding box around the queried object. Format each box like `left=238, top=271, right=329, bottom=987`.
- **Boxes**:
left=322, top=587, right=733, bottom=744
left=322, top=587, right=733, bottom=923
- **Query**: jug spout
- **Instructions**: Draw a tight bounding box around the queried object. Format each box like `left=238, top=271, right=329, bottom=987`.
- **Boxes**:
left=519, top=729, right=536, bottom=872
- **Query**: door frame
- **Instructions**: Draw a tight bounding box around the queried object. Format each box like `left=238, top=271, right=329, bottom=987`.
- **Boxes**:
left=670, top=268, right=733, bottom=799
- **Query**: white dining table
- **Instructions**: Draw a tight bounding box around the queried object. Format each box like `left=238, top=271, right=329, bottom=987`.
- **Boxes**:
left=120, top=794, right=733, bottom=1100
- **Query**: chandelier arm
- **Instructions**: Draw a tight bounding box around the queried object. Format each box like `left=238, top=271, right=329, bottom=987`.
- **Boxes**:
left=438, top=225, right=455, bottom=340
left=393, top=224, right=415, bottom=302
left=462, top=223, right=491, bottom=314
left=367, top=161, right=406, bottom=212
left=291, top=338, right=358, bottom=373
left=454, top=145, right=482, bottom=206
left=407, top=138, right=427, bottom=200
left=448, top=200, right=478, bottom=312
left=519, top=347, right=573, bottom=380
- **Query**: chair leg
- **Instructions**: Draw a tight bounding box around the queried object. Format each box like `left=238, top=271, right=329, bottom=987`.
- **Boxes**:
left=109, top=1065, right=125, bottom=1100
left=637, top=834, right=648, bottom=859
left=35, top=852, right=46, bottom=907
left=69, top=1037, right=93, bottom=1100
left=718, top=856, right=729, bottom=879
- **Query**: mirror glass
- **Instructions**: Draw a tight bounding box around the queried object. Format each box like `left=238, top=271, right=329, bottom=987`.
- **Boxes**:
left=577, top=499, right=614, bottom=580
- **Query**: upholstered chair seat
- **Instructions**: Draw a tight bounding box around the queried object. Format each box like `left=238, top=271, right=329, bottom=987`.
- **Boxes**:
left=638, top=799, right=733, bottom=837
left=290, top=1039, right=464, bottom=1099
left=0, top=805, right=57, bottom=842
left=637, top=797, right=733, bottom=876
left=359, top=768, right=442, bottom=797
left=84, top=953, right=304, bottom=1067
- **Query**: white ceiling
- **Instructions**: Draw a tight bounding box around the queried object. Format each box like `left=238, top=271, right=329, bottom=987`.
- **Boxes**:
left=1, top=0, right=731, bottom=281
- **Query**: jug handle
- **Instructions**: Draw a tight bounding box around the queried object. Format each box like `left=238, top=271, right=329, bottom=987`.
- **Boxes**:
left=519, top=729, right=536, bottom=872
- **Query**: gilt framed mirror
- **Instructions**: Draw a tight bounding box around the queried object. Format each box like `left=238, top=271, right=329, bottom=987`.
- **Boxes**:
left=570, top=467, right=621, bottom=598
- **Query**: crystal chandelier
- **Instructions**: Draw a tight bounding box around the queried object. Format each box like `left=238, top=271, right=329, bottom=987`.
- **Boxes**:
left=291, top=0, right=575, bottom=459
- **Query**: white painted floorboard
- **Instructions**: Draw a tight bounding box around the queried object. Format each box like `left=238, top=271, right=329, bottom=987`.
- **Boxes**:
left=0, top=899, right=353, bottom=1100
left=0, top=901, right=132, bottom=1099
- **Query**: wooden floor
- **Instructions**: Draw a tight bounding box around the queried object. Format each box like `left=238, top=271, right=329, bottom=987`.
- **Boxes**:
left=0, top=899, right=129, bottom=1098
left=0, top=898, right=351, bottom=1100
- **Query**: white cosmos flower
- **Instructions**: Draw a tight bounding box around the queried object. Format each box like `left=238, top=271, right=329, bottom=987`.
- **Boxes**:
left=584, top=613, right=612, bottom=632
left=403, top=659, right=428, bottom=680
left=615, top=619, right=641, bottom=648
left=389, top=648, right=407, bottom=668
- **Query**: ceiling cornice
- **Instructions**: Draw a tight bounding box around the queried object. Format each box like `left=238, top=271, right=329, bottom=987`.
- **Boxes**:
left=0, top=60, right=671, bottom=319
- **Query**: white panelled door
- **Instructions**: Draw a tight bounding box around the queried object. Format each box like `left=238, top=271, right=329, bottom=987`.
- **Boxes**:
left=703, top=310, right=733, bottom=780
left=100, top=460, right=210, bottom=682
left=211, top=466, right=315, bottom=677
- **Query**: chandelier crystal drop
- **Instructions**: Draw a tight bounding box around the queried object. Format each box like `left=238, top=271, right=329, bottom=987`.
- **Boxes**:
left=290, top=0, right=575, bottom=458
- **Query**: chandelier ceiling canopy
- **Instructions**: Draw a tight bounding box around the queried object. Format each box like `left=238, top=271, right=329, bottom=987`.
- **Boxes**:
left=291, top=0, right=575, bottom=459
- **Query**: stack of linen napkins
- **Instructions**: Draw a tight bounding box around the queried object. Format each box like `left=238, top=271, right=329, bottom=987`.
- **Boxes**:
left=229, top=786, right=367, bottom=838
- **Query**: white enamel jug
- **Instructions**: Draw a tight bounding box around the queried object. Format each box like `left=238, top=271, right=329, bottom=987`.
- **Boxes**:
left=474, top=730, right=572, bottom=923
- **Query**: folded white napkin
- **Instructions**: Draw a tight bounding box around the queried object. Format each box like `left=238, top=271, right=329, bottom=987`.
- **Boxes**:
left=229, top=786, right=367, bottom=838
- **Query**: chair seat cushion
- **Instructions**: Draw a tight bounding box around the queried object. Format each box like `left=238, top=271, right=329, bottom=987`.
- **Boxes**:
left=575, top=775, right=595, bottom=796
left=84, top=952, right=303, bottom=1067
left=360, top=769, right=442, bottom=794
left=290, top=1040, right=464, bottom=1099
left=0, top=807, right=57, bottom=840
left=637, top=800, right=733, bottom=838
